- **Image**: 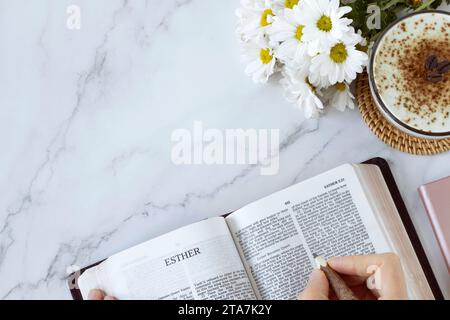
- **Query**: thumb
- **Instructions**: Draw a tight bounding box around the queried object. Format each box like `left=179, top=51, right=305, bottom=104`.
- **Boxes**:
left=298, top=269, right=329, bottom=300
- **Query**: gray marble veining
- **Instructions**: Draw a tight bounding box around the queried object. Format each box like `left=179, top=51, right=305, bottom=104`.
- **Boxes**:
left=0, top=0, right=449, bottom=299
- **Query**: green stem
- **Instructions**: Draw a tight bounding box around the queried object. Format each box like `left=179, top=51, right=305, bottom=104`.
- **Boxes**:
left=381, top=0, right=406, bottom=10
left=414, top=0, right=436, bottom=11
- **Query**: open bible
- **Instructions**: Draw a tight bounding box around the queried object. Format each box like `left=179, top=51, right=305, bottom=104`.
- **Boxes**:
left=70, top=158, right=442, bottom=300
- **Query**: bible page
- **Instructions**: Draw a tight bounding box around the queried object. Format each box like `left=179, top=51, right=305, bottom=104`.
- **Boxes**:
left=77, top=217, right=256, bottom=300
left=226, top=164, right=391, bottom=300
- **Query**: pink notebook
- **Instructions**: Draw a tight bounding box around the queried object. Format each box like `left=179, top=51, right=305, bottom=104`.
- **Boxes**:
left=419, top=176, right=450, bottom=273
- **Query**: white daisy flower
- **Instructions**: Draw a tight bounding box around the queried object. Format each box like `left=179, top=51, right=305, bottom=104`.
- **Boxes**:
left=300, top=0, right=352, bottom=55
left=324, top=82, right=355, bottom=111
left=242, top=40, right=277, bottom=83
left=281, top=67, right=324, bottom=118
left=236, top=0, right=276, bottom=42
left=269, top=5, right=309, bottom=66
left=309, top=36, right=368, bottom=86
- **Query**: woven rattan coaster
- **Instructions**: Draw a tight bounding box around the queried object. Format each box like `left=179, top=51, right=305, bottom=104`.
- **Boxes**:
left=355, top=72, right=450, bottom=155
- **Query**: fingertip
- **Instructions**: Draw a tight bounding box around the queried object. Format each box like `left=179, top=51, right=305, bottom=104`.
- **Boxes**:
left=328, top=256, right=345, bottom=266
left=328, top=255, right=360, bottom=275
left=88, top=289, right=106, bottom=300
left=104, top=295, right=117, bottom=300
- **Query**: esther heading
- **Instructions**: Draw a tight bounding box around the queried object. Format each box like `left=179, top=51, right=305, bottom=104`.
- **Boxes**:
left=165, top=248, right=201, bottom=267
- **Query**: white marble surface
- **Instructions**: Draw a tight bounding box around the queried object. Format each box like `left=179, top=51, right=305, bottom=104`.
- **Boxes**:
left=0, top=0, right=449, bottom=299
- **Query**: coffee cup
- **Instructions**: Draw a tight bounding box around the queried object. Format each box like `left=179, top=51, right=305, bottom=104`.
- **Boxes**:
left=369, top=10, right=450, bottom=140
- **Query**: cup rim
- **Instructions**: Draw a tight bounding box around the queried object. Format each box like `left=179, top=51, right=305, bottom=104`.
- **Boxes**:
left=368, top=10, right=450, bottom=139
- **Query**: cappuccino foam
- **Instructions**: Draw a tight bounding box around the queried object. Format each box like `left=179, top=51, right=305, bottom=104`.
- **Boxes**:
left=373, top=12, right=450, bottom=134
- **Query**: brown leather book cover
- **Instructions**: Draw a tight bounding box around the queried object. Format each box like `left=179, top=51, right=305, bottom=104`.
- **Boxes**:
left=68, top=157, right=444, bottom=300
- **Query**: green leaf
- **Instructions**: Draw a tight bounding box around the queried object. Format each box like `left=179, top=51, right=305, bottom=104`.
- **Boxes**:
left=430, top=0, right=444, bottom=8
left=340, top=0, right=443, bottom=43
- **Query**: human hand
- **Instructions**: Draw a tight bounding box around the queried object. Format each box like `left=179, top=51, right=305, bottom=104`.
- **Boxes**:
left=88, top=289, right=118, bottom=300
left=298, top=253, right=408, bottom=300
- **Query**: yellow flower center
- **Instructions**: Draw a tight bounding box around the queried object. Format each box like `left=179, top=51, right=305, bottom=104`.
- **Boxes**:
left=260, top=48, right=273, bottom=64
left=317, top=15, right=332, bottom=32
left=260, top=9, right=274, bottom=27
left=335, top=82, right=347, bottom=91
left=330, top=43, right=348, bottom=64
left=285, top=0, right=299, bottom=9
left=295, top=25, right=304, bottom=41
